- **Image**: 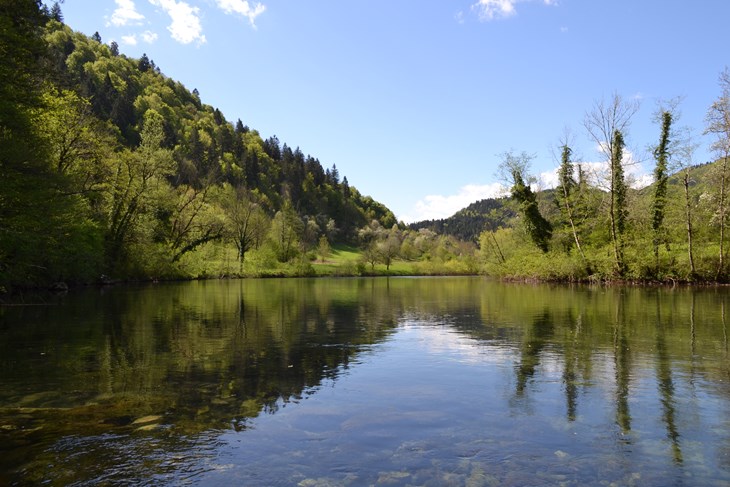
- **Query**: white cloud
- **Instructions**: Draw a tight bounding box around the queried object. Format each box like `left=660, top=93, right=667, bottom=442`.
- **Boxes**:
left=149, top=0, right=206, bottom=45
left=400, top=152, right=653, bottom=224
left=400, top=183, right=506, bottom=223
left=538, top=167, right=559, bottom=190
left=109, top=0, right=145, bottom=27
left=472, top=0, right=556, bottom=21
left=472, top=0, right=517, bottom=20
left=141, top=30, right=159, bottom=43
left=215, top=0, right=266, bottom=26
left=121, top=34, right=138, bottom=45
left=560, top=146, right=652, bottom=192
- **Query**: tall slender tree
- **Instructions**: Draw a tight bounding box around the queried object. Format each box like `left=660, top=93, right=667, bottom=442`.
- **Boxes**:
left=651, top=110, right=673, bottom=266
left=584, top=94, right=638, bottom=277
left=676, top=127, right=699, bottom=279
left=555, top=143, right=586, bottom=261
left=610, top=130, right=627, bottom=275
left=706, top=68, right=730, bottom=280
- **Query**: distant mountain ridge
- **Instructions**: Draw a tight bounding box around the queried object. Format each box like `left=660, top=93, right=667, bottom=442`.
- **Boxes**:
left=410, top=161, right=716, bottom=243
left=408, top=197, right=516, bottom=242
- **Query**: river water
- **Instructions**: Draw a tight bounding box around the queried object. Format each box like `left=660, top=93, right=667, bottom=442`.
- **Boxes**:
left=1, top=277, right=729, bottom=486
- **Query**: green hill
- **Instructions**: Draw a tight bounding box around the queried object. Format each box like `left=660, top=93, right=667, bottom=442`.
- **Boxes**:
left=408, top=197, right=516, bottom=242
left=0, top=4, right=396, bottom=289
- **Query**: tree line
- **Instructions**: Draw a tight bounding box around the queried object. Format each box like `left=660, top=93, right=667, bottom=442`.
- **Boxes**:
left=480, top=82, right=730, bottom=282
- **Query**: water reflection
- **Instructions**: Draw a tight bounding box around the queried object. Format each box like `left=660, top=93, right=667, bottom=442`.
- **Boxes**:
left=1, top=278, right=730, bottom=485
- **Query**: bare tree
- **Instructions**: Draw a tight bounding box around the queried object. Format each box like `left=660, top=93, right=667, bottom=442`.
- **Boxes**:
left=584, top=94, right=640, bottom=276
left=674, top=127, right=699, bottom=279
left=705, top=68, right=730, bottom=280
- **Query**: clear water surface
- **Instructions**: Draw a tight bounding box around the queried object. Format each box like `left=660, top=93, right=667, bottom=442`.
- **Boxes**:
left=1, top=277, right=729, bottom=486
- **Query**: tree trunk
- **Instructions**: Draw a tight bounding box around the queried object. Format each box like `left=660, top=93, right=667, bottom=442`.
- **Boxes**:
left=717, top=157, right=727, bottom=280
left=609, top=130, right=626, bottom=276
left=683, top=170, right=696, bottom=278
left=561, top=185, right=586, bottom=262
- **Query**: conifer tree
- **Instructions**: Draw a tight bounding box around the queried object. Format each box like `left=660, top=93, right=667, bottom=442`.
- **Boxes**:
left=50, top=2, right=63, bottom=22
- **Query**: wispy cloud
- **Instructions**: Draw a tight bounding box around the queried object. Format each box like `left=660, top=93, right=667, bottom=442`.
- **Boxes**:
left=472, top=0, right=517, bottom=21
left=214, top=0, right=266, bottom=26
left=141, top=30, right=158, bottom=43
left=121, top=34, right=138, bottom=45
left=472, top=0, right=557, bottom=21
left=149, top=0, right=206, bottom=45
left=565, top=146, right=652, bottom=191
left=402, top=152, right=652, bottom=223
left=109, top=0, right=145, bottom=27
left=401, top=183, right=506, bottom=223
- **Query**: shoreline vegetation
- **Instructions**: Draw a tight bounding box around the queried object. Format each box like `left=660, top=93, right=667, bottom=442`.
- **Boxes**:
left=4, top=4, right=730, bottom=294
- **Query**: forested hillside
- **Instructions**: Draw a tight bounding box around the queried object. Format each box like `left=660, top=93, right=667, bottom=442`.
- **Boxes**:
left=409, top=198, right=516, bottom=242
left=0, top=2, right=396, bottom=289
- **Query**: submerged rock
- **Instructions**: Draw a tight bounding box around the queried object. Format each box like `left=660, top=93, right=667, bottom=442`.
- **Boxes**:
left=132, top=415, right=163, bottom=425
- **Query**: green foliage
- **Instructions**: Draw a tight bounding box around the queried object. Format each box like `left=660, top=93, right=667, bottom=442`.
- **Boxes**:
left=317, top=235, right=331, bottom=262
left=557, top=145, right=576, bottom=199
left=409, top=197, right=516, bottom=242
left=0, top=8, right=399, bottom=289
left=652, top=111, right=672, bottom=237
left=608, top=130, right=627, bottom=275
left=511, top=170, right=553, bottom=253
left=5, top=5, right=730, bottom=287
left=269, top=203, right=303, bottom=263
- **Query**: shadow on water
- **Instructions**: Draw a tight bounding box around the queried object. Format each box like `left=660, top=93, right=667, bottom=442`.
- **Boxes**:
left=0, top=277, right=729, bottom=485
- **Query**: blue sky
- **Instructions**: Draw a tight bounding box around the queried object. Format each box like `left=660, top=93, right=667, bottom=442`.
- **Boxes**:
left=59, top=0, right=729, bottom=223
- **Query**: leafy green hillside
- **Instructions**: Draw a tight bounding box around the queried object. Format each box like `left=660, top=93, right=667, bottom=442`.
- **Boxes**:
left=0, top=3, right=396, bottom=289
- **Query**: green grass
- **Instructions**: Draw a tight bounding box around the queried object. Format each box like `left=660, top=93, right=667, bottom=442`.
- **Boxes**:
left=164, top=241, right=477, bottom=280
left=311, top=244, right=426, bottom=276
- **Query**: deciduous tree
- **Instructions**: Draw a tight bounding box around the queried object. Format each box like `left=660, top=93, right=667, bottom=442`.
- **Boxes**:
left=584, top=94, right=639, bottom=276
left=651, top=110, right=672, bottom=265
left=705, top=68, right=730, bottom=280
left=220, top=185, right=268, bottom=269
left=555, top=140, right=586, bottom=261
left=105, top=110, right=175, bottom=270
left=498, top=151, right=552, bottom=252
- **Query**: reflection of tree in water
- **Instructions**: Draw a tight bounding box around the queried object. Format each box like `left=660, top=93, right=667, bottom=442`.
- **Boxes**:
left=562, top=309, right=581, bottom=422
left=655, top=292, right=683, bottom=465
left=0, top=279, right=403, bottom=484
left=4, top=279, right=730, bottom=484
left=613, top=292, right=632, bottom=437
left=514, top=310, right=555, bottom=400
left=131, top=280, right=402, bottom=431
